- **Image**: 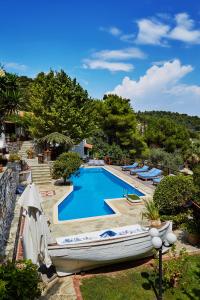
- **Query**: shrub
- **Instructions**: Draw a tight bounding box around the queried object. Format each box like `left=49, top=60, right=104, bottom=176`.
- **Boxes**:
left=58, top=151, right=81, bottom=162
left=182, top=217, right=200, bottom=235
left=193, top=164, right=200, bottom=201
left=160, top=212, right=190, bottom=229
left=8, top=153, right=21, bottom=162
left=153, top=175, right=194, bottom=215
left=0, top=280, right=6, bottom=299
left=52, top=152, right=82, bottom=184
left=0, top=260, right=42, bottom=300
left=149, top=148, right=183, bottom=171
left=153, top=246, right=189, bottom=288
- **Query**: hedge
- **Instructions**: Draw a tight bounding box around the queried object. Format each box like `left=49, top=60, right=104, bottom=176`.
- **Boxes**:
left=153, top=175, right=194, bottom=215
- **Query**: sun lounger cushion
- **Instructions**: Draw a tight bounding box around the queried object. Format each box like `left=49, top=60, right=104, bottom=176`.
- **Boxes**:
left=137, top=168, right=162, bottom=179
left=122, top=162, right=138, bottom=170
left=130, top=165, right=149, bottom=174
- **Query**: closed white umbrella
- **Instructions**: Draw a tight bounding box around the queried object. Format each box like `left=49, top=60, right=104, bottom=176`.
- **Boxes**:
left=18, top=183, right=42, bottom=211
left=23, top=208, right=40, bottom=264
left=18, top=183, right=52, bottom=267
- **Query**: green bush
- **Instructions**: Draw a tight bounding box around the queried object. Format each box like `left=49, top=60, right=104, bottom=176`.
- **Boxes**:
left=182, top=218, right=200, bottom=235
left=8, top=153, right=21, bottom=162
left=52, top=152, right=82, bottom=184
left=160, top=212, right=190, bottom=229
left=0, top=260, right=41, bottom=300
left=193, top=165, right=200, bottom=202
left=153, top=175, right=194, bottom=215
left=153, top=246, right=189, bottom=288
left=58, top=151, right=81, bottom=162
left=0, top=280, right=6, bottom=299
left=149, top=148, right=183, bottom=171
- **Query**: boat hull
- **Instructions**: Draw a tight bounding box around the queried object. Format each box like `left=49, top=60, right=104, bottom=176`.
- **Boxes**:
left=48, top=222, right=172, bottom=276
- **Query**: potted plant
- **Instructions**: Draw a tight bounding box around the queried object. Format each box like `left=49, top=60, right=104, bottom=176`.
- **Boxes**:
left=26, top=148, right=35, bottom=159
left=142, top=200, right=161, bottom=227
left=0, top=164, right=3, bottom=173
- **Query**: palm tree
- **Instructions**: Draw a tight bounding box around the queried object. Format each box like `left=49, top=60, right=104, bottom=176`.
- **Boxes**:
left=38, top=132, right=74, bottom=147
left=0, top=71, right=22, bottom=118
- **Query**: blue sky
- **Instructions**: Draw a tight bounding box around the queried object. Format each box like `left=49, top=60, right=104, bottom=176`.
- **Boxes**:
left=1, top=0, right=200, bottom=115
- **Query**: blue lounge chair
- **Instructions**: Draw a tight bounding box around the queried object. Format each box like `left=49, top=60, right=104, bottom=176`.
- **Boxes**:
left=130, top=165, right=149, bottom=175
left=122, top=162, right=138, bottom=171
left=153, top=176, right=164, bottom=185
left=137, top=168, right=162, bottom=180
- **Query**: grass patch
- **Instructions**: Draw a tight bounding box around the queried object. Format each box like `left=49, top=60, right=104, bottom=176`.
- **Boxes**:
left=127, top=194, right=140, bottom=200
left=80, top=255, right=200, bottom=300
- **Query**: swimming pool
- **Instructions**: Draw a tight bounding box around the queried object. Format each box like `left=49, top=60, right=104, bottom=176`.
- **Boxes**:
left=58, top=168, right=144, bottom=221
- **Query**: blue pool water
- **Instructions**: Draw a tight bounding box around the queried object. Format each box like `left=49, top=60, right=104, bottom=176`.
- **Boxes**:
left=58, top=168, right=144, bottom=221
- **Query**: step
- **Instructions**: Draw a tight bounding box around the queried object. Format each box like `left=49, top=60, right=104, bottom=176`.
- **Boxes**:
left=31, top=168, right=51, bottom=172
left=32, top=174, right=51, bottom=179
left=21, top=141, right=33, bottom=144
left=32, top=174, right=51, bottom=177
left=31, top=169, right=51, bottom=173
left=31, top=164, right=50, bottom=168
left=32, top=180, right=52, bottom=184
left=32, top=171, right=51, bottom=175
left=31, top=168, right=50, bottom=171
left=31, top=170, right=51, bottom=174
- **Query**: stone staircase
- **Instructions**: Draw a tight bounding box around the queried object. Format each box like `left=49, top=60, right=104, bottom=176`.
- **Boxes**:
left=30, top=164, right=52, bottom=185
left=18, top=140, right=34, bottom=160
left=18, top=140, right=52, bottom=185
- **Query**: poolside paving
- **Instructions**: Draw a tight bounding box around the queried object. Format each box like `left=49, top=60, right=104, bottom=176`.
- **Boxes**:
left=39, top=165, right=154, bottom=242
left=39, top=165, right=200, bottom=256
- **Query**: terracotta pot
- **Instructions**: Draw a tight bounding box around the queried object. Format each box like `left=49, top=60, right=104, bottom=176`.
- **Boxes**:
left=187, top=233, right=200, bottom=246
left=150, top=219, right=161, bottom=228
left=0, top=164, right=3, bottom=173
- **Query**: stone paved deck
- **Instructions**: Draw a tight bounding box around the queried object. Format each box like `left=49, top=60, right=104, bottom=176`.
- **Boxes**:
left=40, top=276, right=77, bottom=300
left=39, top=165, right=200, bottom=254
left=40, top=165, right=154, bottom=242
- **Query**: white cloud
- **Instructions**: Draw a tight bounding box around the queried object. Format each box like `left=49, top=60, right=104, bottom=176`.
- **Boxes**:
left=107, top=59, right=200, bottom=115
left=83, top=59, right=134, bottom=72
left=135, top=19, right=170, bottom=45
left=135, top=12, right=200, bottom=45
left=169, top=13, right=200, bottom=43
left=92, top=48, right=146, bottom=60
left=4, top=62, right=28, bottom=71
left=100, top=26, right=122, bottom=36
left=83, top=47, right=146, bottom=73
left=120, top=33, right=135, bottom=43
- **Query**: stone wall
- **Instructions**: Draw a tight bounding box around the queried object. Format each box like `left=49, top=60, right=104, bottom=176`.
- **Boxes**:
left=6, top=141, right=21, bottom=153
left=0, top=167, right=19, bottom=257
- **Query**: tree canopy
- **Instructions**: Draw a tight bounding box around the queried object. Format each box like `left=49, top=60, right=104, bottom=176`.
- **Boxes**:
left=0, top=70, right=22, bottom=118
left=94, top=94, right=149, bottom=158
left=28, top=70, right=96, bottom=143
left=140, top=116, right=190, bottom=152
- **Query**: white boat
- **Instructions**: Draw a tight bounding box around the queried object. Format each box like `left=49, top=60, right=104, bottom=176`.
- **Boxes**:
left=48, top=221, right=172, bottom=276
